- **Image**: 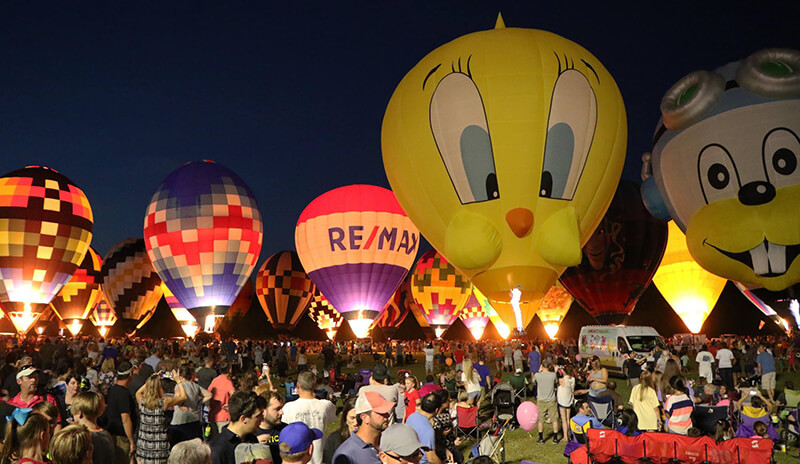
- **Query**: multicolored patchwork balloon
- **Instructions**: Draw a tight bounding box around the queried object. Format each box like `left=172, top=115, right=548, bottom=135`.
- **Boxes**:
left=371, top=287, right=410, bottom=338
left=89, top=293, right=116, bottom=337
left=0, top=166, right=93, bottom=333
left=295, top=185, right=419, bottom=338
left=411, top=250, right=471, bottom=337
left=100, top=238, right=163, bottom=332
left=162, top=283, right=200, bottom=337
left=49, top=247, right=102, bottom=336
left=308, top=290, right=342, bottom=340
left=255, top=250, right=315, bottom=332
left=144, top=160, right=263, bottom=324
left=460, top=287, right=490, bottom=340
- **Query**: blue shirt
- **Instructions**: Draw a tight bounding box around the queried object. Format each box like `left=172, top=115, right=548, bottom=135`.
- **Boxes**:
left=527, top=350, right=541, bottom=373
left=331, top=433, right=380, bottom=464
left=756, top=351, right=776, bottom=374
left=569, top=414, right=604, bottom=434
left=406, top=413, right=435, bottom=464
left=474, top=363, right=491, bottom=388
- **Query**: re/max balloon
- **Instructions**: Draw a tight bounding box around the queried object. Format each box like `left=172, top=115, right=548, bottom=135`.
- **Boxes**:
left=382, top=17, right=626, bottom=303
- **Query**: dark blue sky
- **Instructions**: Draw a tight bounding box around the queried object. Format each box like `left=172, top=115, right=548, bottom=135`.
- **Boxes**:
left=2, top=1, right=796, bottom=261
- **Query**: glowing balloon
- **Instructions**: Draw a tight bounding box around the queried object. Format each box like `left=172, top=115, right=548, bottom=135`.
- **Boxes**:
left=559, top=181, right=667, bottom=323
left=162, top=284, right=200, bottom=337
left=411, top=250, right=471, bottom=338
left=490, top=295, right=539, bottom=336
left=371, top=288, right=409, bottom=338
left=100, top=238, right=163, bottom=332
left=460, top=287, right=490, bottom=340
left=382, top=16, right=627, bottom=303
left=731, top=281, right=787, bottom=330
left=144, top=160, right=263, bottom=325
left=537, top=282, right=573, bottom=339
left=308, top=290, right=342, bottom=340
left=255, top=250, right=315, bottom=332
left=653, top=221, right=727, bottom=333
left=295, top=185, right=419, bottom=338
left=49, top=247, right=102, bottom=336
left=642, top=48, right=800, bottom=291
left=89, top=294, right=116, bottom=338
left=0, top=166, right=94, bottom=333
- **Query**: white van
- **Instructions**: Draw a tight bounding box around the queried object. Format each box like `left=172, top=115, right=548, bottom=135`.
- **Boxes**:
left=578, top=325, right=666, bottom=374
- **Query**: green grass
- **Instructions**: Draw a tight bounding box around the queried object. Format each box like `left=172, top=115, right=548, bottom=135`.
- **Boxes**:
left=297, top=353, right=800, bottom=464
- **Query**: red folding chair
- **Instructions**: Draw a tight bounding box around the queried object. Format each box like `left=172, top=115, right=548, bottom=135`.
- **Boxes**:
left=457, top=405, right=480, bottom=441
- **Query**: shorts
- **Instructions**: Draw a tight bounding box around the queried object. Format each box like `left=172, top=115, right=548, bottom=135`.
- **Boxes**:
left=504, top=357, right=512, bottom=366
left=537, top=399, right=558, bottom=421
left=762, top=371, right=776, bottom=390
left=425, top=360, right=434, bottom=371
left=468, top=390, right=481, bottom=400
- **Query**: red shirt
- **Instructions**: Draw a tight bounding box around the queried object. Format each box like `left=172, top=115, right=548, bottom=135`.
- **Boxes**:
left=404, top=388, right=420, bottom=421
left=209, top=374, right=235, bottom=422
left=454, top=349, right=465, bottom=363
left=7, top=393, right=62, bottom=422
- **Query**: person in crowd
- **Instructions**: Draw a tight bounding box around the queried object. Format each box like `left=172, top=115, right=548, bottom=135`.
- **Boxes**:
left=630, top=370, right=661, bottom=432
left=403, top=376, right=420, bottom=421
left=624, top=353, right=645, bottom=387
left=331, top=392, right=394, bottom=464
left=196, top=357, right=217, bottom=390
left=527, top=345, right=541, bottom=377
left=376, top=423, right=428, bottom=464
left=281, top=371, right=337, bottom=464
left=569, top=400, right=605, bottom=438
left=97, top=358, right=117, bottom=395
left=508, top=368, right=528, bottom=397
left=135, top=372, right=188, bottom=464
left=32, top=401, right=60, bottom=440
left=1, top=408, right=51, bottom=464
left=405, top=393, right=442, bottom=464
left=660, top=359, right=692, bottom=401
left=256, top=391, right=287, bottom=464
left=597, top=380, right=625, bottom=411
left=557, top=365, right=577, bottom=443
left=664, top=375, right=693, bottom=435
left=48, top=424, right=93, bottom=464
left=209, top=360, right=235, bottom=440
left=128, top=359, right=147, bottom=397
left=473, top=356, right=492, bottom=392
left=145, top=349, right=162, bottom=372
left=756, top=343, right=776, bottom=402
left=322, top=398, right=356, bottom=464
left=587, top=356, right=608, bottom=397
left=617, top=409, right=641, bottom=436
left=100, top=360, right=138, bottom=463
left=696, top=345, right=715, bottom=383
left=715, top=343, right=736, bottom=390
left=533, top=362, right=559, bottom=443
left=460, top=360, right=481, bottom=404
left=359, top=363, right=398, bottom=403
left=167, top=438, right=211, bottom=464
left=210, top=390, right=264, bottom=464
left=737, top=389, right=773, bottom=422
left=430, top=389, right=461, bottom=464
left=297, top=347, right=308, bottom=373
left=53, top=371, right=83, bottom=427
left=423, top=344, right=435, bottom=375
left=71, top=391, right=114, bottom=464
left=714, top=419, right=733, bottom=442
left=503, top=343, right=513, bottom=373
left=279, top=422, right=322, bottom=464
left=751, top=421, right=769, bottom=439
left=7, top=365, right=62, bottom=426
left=170, top=364, right=212, bottom=445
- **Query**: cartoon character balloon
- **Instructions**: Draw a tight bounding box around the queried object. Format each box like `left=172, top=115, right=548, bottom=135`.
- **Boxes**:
left=653, top=221, right=727, bottom=333
left=642, top=48, right=800, bottom=291
left=0, top=166, right=94, bottom=333
left=255, top=250, right=315, bottom=332
left=382, top=16, right=627, bottom=304
left=49, top=247, right=102, bottom=336
left=100, top=238, right=163, bottom=332
left=537, top=282, right=573, bottom=339
left=295, top=185, right=419, bottom=338
left=144, top=160, right=263, bottom=327
left=460, top=287, right=490, bottom=340
left=560, top=181, right=667, bottom=324
left=308, top=290, right=343, bottom=340
left=411, top=250, right=472, bottom=338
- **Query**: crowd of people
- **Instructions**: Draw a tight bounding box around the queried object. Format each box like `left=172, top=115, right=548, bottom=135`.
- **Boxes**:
left=0, top=332, right=796, bottom=464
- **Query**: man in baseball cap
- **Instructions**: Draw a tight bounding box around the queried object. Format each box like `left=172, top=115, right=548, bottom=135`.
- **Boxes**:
left=279, top=422, right=323, bottom=464
left=378, top=423, right=429, bottom=464
left=358, top=363, right=399, bottom=404
left=332, top=391, right=396, bottom=464
left=7, top=364, right=61, bottom=424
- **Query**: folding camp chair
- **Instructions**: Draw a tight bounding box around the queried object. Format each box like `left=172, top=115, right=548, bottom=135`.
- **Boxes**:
left=587, top=394, right=616, bottom=429
left=691, top=405, right=730, bottom=435
left=457, top=405, right=481, bottom=441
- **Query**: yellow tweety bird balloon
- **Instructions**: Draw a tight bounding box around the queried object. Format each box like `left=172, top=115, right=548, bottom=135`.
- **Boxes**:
left=382, top=15, right=627, bottom=302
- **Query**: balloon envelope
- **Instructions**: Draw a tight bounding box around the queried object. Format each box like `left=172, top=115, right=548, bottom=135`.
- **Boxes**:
left=295, top=185, right=419, bottom=338
left=537, top=282, right=573, bottom=339
left=411, top=250, right=471, bottom=337
left=49, top=247, right=102, bottom=336
left=371, top=288, right=410, bottom=338
left=308, top=290, right=342, bottom=340
left=255, top=250, right=315, bottom=332
left=144, top=160, right=263, bottom=323
left=460, top=287, right=490, bottom=340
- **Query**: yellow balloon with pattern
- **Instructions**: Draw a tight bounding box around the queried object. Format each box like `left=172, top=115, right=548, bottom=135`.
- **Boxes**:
left=537, top=281, right=573, bottom=339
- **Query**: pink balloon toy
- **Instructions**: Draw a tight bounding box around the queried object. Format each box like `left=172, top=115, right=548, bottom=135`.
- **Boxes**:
left=516, top=401, right=539, bottom=432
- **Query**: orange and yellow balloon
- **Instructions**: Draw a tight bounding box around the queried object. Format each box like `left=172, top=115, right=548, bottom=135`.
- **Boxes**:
left=49, top=247, right=102, bottom=336
left=411, top=250, right=471, bottom=338
left=537, top=282, right=573, bottom=339
left=460, top=287, right=490, bottom=340
left=308, top=290, right=342, bottom=340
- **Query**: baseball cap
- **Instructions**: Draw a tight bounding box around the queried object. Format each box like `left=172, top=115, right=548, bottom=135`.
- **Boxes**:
left=373, top=363, right=388, bottom=382
left=515, top=368, right=522, bottom=374
left=279, top=422, right=323, bottom=454
left=380, top=423, right=430, bottom=456
left=355, top=391, right=396, bottom=415
left=16, top=366, right=39, bottom=380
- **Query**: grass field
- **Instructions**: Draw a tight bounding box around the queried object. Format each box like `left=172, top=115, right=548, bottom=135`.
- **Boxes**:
left=298, top=352, right=800, bottom=464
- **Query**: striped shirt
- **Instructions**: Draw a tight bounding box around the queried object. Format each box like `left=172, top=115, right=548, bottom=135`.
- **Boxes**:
left=665, top=393, right=694, bottom=435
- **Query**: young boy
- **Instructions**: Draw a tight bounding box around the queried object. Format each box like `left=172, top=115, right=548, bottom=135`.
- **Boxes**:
left=71, top=391, right=115, bottom=464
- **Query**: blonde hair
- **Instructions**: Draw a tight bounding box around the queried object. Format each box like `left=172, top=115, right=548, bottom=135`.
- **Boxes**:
left=32, top=401, right=59, bottom=424
left=141, top=375, right=164, bottom=410
left=638, top=370, right=656, bottom=402
left=1, top=412, right=50, bottom=464
left=100, top=358, right=115, bottom=373
left=49, top=424, right=92, bottom=464
left=463, top=359, right=475, bottom=381
left=71, top=391, right=106, bottom=420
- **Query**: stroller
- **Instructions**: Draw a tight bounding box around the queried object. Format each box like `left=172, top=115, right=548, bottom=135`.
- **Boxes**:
left=490, top=382, right=516, bottom=427
left=470, top=417, right=511, bottom=464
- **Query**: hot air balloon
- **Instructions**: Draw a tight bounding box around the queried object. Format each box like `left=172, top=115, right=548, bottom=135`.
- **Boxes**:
left=0, top=166, right=94, bottom=334
left=223, top=279, right=254, bottom=323
left=411, top=250, right=471, bottom=338
left=371, top=289, right=409, bottom=339
left=89, top=294, right=116, bottom=338
left=560, top=181, right=667, bottom=324
left=295, top=185, right=419, bottom=338
left=308, top=290, right=342, bottom=340
left=144, top=160, right=263, bottom=331
left=460, top=287, right=490, bottom=340
left=49, top=247, right=102, bottom=336
left=490, top=296, right=538, bottom=337
left=537, top=282, right=573, bottom=339
left=382, top=17, right=627, bottom=304
left=255, top=251, right=315, bottom=332
left=653, top=221, right=727, bottom=334
left=100, top=238, right=163, bottom=333
left=162, top=284, right=200, bottom=338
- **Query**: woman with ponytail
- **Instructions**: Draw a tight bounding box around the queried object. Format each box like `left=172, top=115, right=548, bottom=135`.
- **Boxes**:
left=1, top=408, right=51, bottom=464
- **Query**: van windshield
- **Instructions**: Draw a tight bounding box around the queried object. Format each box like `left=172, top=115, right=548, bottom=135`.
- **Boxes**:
left=627, top=336, right=665, bottom=352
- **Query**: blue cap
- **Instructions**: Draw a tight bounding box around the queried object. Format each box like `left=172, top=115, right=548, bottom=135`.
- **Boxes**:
left=278, top=422, right=323, bottom=455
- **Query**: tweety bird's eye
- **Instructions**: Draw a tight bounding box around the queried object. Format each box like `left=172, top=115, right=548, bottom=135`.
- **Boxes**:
left=540, top=69, right=597, bottom=200
left=430, top=73, right=499, bottom=204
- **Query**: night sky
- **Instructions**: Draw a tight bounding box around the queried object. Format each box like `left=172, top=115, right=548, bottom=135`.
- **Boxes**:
left=2, top=1, right=798, bottom=335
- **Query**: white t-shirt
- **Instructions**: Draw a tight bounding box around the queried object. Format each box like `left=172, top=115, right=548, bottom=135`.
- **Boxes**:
left=716, top=349, right=735, bottom=368
left=423, top=348, right=434, bottom=362
left=557, top=376, right=575, bottom=407
left=695, top=351, right=714, bottom=370
left=461, top=370, right=481, bottom=394
left=281, top=397, right=337, bottom=464
left=513, top=349, right=523, bottom=362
